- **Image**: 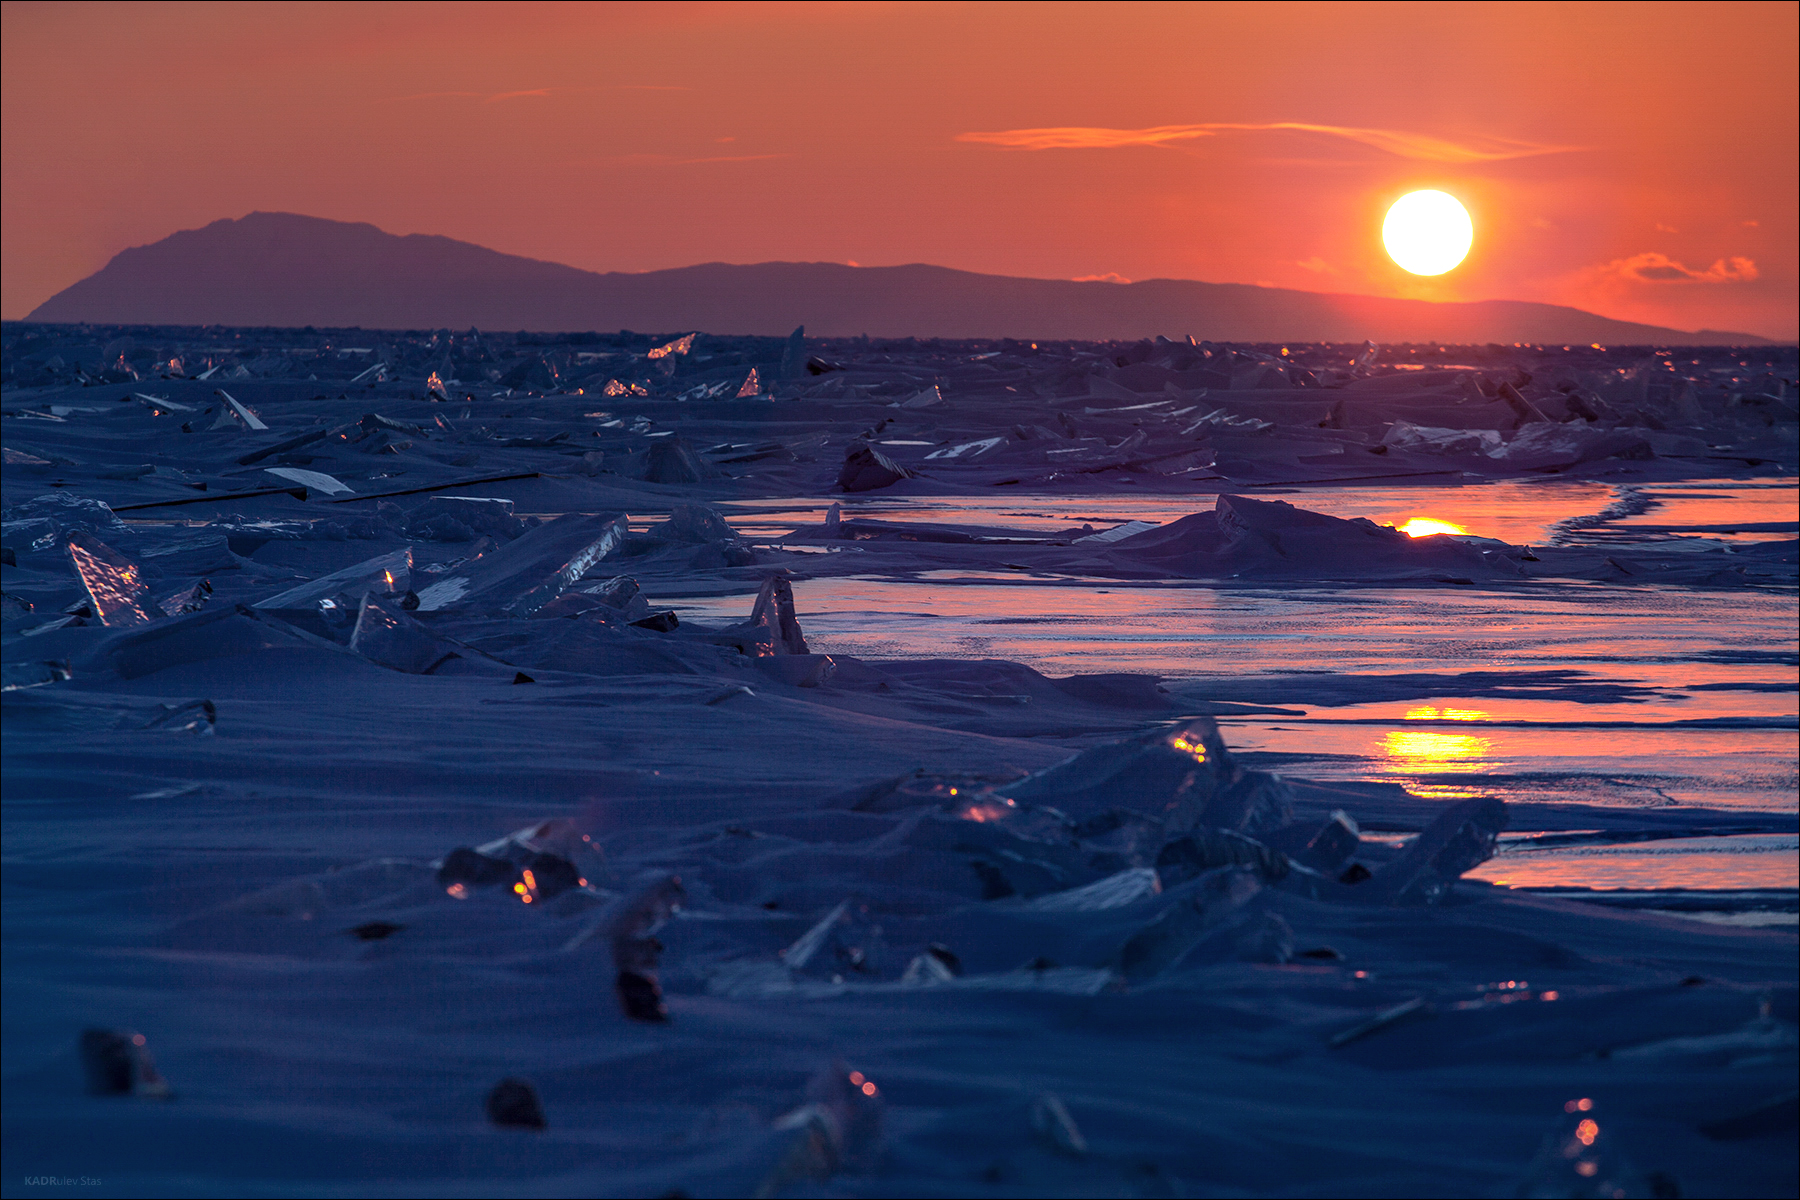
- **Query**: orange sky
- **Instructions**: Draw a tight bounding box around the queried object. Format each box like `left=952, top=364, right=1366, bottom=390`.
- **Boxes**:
left=3, top=1, right=1795, bottom=337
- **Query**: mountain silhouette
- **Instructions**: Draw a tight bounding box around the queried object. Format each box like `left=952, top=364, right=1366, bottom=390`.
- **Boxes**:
left=24, top=212, right=1769, bottom=345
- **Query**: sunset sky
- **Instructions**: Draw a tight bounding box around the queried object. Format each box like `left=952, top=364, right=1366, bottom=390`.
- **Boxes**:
left=3, top=1, right=1795, bottom=337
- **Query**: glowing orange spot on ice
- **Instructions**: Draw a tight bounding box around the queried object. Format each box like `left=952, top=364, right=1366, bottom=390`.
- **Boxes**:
left=849, top=1071, right=864, bottom=1085
left=1576, top=1118, right=1599, bottom=1145
left=1399, top=518, right=1467, bottom=538
left=861, top=1081, right=877, bottom=1096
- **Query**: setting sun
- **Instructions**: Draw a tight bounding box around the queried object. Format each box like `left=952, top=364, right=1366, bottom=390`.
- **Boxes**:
left=1383, top=190, right=1473, bottom=276
left=1399, top=517, right=1468, bottom=538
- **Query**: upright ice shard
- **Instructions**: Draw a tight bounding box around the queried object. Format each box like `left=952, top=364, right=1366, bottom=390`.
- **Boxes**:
left=742, top=575, right=809, bottom=655
left=214, top=389, right=268, bottom=430
left=349, top=594, right=462, bottom=674
left=779, top=326, right=806, bottom=380
left=601, top=874, right=685, bottom=1022
left=411, top=513, right=627, bottom=615
left=79, top=1028, right=171, bottom=1098
left=756, top=1060, right=884, bottom=1197
left=736, top=367, right=763, bottom=398
left=66, top=532, right=156, bottom=626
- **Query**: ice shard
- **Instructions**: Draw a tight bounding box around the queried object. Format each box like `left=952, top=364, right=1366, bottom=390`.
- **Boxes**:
left=837, top=444, right=914, bottom=493
left=79, top=1028, right=171, bottom=1098
left=779, top=899, right=891, bottom=980
left=215, top=389, right=268, bottom=430
left=646, top=333, right=697, bottom=360
left=348, top=594, right=462, bottom=674
left=262, top=467, right=355, bottom=496
left=1, top=661, right=72, bottom=692
left=411, top=513, right=627, bottom=615
left=1114, top=865, right=1262, bottom=982
left=647, top=503, right=738, bottom=543
left=157, top=580, right=212, bottom=617
left=1368, top=795, right=1507, bottom=905
left=643, top=436, right=712, bottom=483
left=740, top=575, right=809, bottom=655
left=779, top=325, right=806, bottom=380
left=66, top=531, right=156, bottom=626
left=253, top=547, right=413, bottom=615
left=594, top=874, right=685, bottom=1022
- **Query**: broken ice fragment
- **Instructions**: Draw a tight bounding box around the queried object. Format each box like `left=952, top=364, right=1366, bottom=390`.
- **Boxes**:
left=215, top=389, right=268, bottom=430
left=779, top=325, right=806, bottom=380
left=349, top=594, right=462, bottom=674
left=263, top=466, right=354, bottom=496
left=735, top=367, right=763, bottom=398
left=647, top=503, right=737, bottom=543
left=254, top=547, right=413, bottom=614
left=1, top=661, right=72, bottom=692
left=411, top=513, right=626, bottom=615
left=1074, top=520, right=1159, bottom=543
left=1154, top=829, right=1289, bottom=886
left=425, top=371, right=450, bottom=402
left=66, top=532, right=156, bottom=626
left=746, top=575, right=809, bottom=655
left=1328, top=996, right=1430, bottom=1047
left=437, top=847, right=516, bottom=892
left=160, top=579, right=212, bottom=618
left=130, top=699, right=216, bottom=734
left=1024, top=867, right=1162, bottom=912
left=1115, top=866, right=1261, bottom=982
left=486, top=1078, right=547, bottom=1130
left=79, top=1028, right=170, bottom=1098
left=643, top=436, right=713, bottom=483
left=837, top=444, right=915, bottom=492
left=1030, top=1093, right=1088, bottom=1156
left=923, top=436, right=1003, bottom=460
left=757, top=1060, right=884, bottom=1197
left=780, top=899, right=890, bottom=979
left=647, top=333, right=697, bottom=360
left=1369, top=795, right=1506, bottom=905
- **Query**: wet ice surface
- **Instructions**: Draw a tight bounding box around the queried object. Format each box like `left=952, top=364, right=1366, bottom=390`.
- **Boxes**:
left=3, top=326, right=1796, bottom=1197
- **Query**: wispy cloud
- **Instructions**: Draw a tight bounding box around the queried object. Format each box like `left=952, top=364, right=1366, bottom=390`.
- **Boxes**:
left=956, top=122, right=1581, bottom=163
left=1597, top=252, right=1759, bottom=284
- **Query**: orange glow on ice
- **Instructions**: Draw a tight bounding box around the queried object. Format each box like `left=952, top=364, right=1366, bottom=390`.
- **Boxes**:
left=1399, top=518, right=1467, bottom=538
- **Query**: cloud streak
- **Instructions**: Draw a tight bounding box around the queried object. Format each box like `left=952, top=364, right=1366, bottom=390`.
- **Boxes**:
left=956, top=122, right=1582, bottom=163
left=1597, top=252, right=1760, bottom=284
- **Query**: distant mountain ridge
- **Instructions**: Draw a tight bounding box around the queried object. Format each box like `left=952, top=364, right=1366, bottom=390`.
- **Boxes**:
left=24, top=211, right=1771, bottom=345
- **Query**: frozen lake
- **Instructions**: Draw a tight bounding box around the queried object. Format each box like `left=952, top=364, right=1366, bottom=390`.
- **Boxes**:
left=662, top=481, right=1798, bottom=897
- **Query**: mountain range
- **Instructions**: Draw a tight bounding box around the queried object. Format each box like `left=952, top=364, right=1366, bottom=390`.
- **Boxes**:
left=23, top=211, right=1770, bottom=345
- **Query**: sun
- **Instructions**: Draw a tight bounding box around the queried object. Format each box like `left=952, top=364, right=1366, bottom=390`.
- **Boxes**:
left=1383, top=190, right=1473, bottom=276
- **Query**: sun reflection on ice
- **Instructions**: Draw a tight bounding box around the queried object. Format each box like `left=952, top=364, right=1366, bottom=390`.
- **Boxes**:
left=1398, top=518, right=1467, bottom=538
left=1383, top=705, right=1494, bottom=780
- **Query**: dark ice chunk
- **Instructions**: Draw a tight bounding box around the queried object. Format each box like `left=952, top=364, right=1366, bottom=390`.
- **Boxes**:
left=349, top=594, right=461, bottom=674
left=79, top=1028, right=170, bottom=1098
left=131, top=699, right=216, bottom=734
left=1370, top=795, right=1507, bottom=904
left=66, top=532, right=156, bottom=626
left=599, top=874, right=684, bottom=1021
left=779, top=325, right=807, bottom=380
left=780, top=899, right=892, bottom=979
left=10, top=493, right=129, bottom=540
left=837, top=444, right=914, bottom=492
left=486, top=1077, right=547, bottom=1130
left=631, top=610, right=680, bottom=632
left=643, top=436, right=713, bottom=483
left=647, top=503, right=737, bottom=543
